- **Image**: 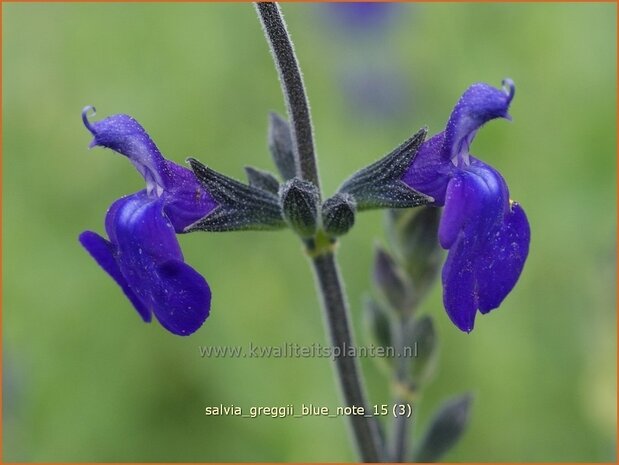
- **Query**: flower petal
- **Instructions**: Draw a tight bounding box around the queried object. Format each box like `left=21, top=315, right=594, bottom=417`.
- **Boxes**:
left=82, top=108, right=218, bottom=229
left=438, top=174, right=466, bottom=249
left=401, top=132, right=454, bottom=205
left=106, top=193, right=211, bottom=335
left=160, top=161, right=218, bottom=232
left=439, top=164, right=520, bottom=332
left=441, top=236, right=477, bottom=333
left=107, top=193, right=182, bottom=265
left=439, top=170, right=492, bottom=333
left=441, top=167, right=503, bottom=248
left=152, top=259, right=211, bottom=336
left=78, top=230, right=151, bottom=322
left=82, top=107, right=168, bottom=195
left=442, top=80, right=514, bottom=163
left=476, top=202, right=530, bottom=313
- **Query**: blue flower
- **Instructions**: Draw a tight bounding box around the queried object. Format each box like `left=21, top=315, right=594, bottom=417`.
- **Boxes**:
left=402, top=80, right=530, bottom=332
left=79, top=108, right=217, bottom=336
left=324, top=2, right=400, bottom=34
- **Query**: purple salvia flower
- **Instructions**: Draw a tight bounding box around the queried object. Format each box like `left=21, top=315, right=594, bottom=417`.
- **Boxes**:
left=79, top=108, right=217, bottom=336
left=324, top=2, right=400, bottom=34
left=402, top=80, right=530, bottom=333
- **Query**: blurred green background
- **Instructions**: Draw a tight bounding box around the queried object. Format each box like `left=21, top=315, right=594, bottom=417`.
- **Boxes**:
left=3, top=2, right=616, bottom=462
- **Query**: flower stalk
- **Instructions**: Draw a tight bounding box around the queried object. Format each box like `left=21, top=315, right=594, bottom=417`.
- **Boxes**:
left=312, top=253, right=385, bottom=462
left=255, top=2, right=320, bottom=191
left=256, top=2, right=385, bottom=461
left=391, top=316, right=414, bottom=462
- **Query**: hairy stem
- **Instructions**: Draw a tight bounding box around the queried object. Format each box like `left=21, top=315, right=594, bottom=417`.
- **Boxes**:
left=312, top=252, right=385, bottom=462
left=255, top=2, right=320, bottom=191
left=256, top=3, right=384, bottom=460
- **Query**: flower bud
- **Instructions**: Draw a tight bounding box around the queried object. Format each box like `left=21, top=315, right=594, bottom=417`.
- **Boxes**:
left=363, top=295, right=393, bottom=349
left=279, top=177, right=319, bottom=238
left=386, top=206, right=442, bottom=302
left=322, top=193, right=356, bottom=237
left=408, top=315, right=438, bottom=387
left=414, top=394, right=473, bottom=462
left=373, top=246, right=413, bottom=315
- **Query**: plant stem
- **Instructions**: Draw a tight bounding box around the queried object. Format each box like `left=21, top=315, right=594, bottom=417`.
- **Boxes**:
left=255, top=2, right=320, bottom=191
left=391, top=318, right=414, bottom=461
left=312, top=252, right=386, bottom=462
left=393, top=405, right=410, bottom=462
left=256, top=3, right=384, bottom=460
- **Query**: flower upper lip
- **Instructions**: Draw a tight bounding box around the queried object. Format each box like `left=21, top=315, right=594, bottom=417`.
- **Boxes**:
left=442, top=81, right=514, bottom=167
left=82, top=106, right=169, bottom=197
